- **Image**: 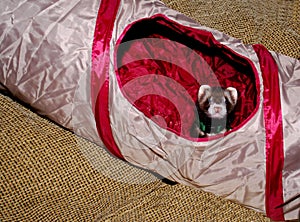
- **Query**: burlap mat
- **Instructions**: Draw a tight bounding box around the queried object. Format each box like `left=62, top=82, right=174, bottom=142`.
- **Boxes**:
left=1, top=0, right=299, bottom=221
left=0, top=94, right=269, bottom=222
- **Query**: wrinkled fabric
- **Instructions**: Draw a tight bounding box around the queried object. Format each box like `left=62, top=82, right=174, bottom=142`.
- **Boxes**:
left=105, top=0, right=267, bottom=216
left=271, top=52, right=300, bottom=220
left=116, top=16, right=258, bottom=140
left=0, top=0, right=102, bottom=146
left=0, top=0, right=299, bottom=221
left=253, top=44, right=285, bottom=220
left=92, top=0, right=124, bottom=159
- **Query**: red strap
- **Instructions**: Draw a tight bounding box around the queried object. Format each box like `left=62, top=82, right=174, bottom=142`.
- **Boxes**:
left=253, top=44, right=284, bottom=221
left=91, top=0, right=124, bottom=159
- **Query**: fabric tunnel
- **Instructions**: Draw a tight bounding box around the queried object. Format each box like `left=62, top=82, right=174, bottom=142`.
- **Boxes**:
left=1, top=0, right=299, bottom=221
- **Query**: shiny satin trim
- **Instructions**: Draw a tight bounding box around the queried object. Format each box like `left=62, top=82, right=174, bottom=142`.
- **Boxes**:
left=253, top=45, right=284, bottom=221
left=271, top=52, right=300, bottom=221
left=92, top=0, right=124, bottom=159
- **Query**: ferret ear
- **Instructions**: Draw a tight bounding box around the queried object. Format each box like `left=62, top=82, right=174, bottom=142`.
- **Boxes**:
left=224, top=87, right=238, bottom=106
left=198, top=85, right=211, bottom=103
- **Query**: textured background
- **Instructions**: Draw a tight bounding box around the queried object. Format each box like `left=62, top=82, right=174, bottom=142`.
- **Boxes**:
left=1, top=0, right=299, bottom=221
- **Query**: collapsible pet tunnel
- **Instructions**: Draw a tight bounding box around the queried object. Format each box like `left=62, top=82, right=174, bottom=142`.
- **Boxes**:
left=0, top=0, right=299, bottom=220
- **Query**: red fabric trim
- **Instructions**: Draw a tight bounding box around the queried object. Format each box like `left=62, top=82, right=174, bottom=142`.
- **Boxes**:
left=115, top=15, right=260, bottom=141
left=91, top=0, right=124, bottom=159
left=253, top=44, right=284, bottom=221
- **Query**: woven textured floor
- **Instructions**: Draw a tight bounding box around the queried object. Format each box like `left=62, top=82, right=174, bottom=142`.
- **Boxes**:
left=0, top=94, right=270, bottom=221
left=1, top=0, right=299, bottom=221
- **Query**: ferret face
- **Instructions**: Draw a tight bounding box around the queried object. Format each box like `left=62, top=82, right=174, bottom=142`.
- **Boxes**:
left=198, top=85, right=238, bottom=119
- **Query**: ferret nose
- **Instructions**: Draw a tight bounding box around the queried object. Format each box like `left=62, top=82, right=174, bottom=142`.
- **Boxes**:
left=214, top=107, right=222, bottom=113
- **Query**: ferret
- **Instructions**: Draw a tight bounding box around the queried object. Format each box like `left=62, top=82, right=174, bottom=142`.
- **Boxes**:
left=192, top=85, right=238, bottom=138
